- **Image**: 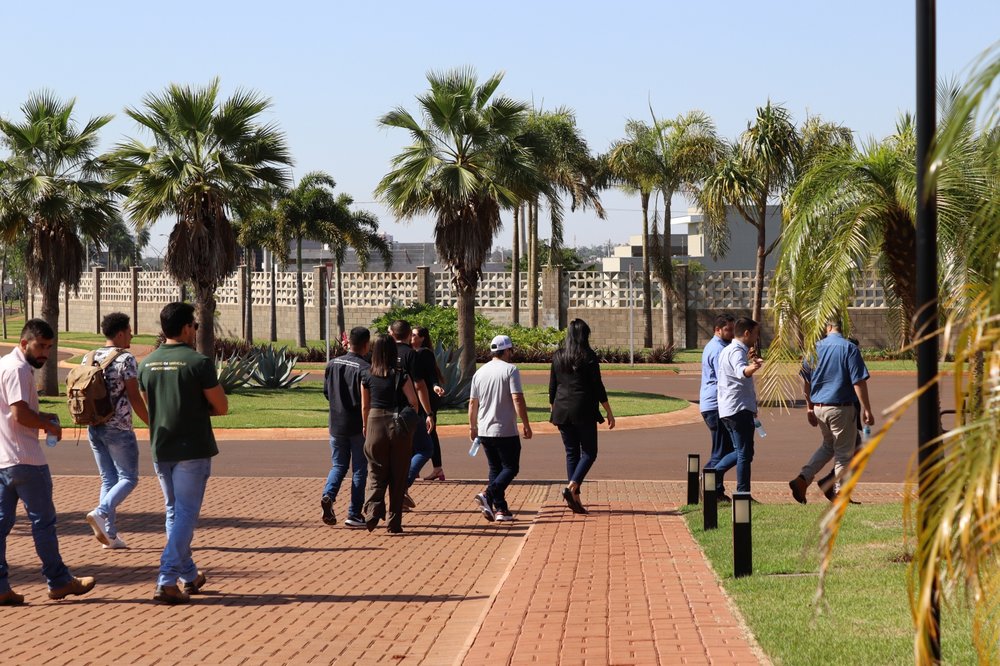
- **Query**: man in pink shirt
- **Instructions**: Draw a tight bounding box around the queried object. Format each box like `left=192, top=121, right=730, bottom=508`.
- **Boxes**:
left=0, top=319, right=95, bottom=605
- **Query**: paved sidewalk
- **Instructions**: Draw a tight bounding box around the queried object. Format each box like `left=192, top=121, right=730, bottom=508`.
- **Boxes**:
left=3, top=476, right=907, bottom=665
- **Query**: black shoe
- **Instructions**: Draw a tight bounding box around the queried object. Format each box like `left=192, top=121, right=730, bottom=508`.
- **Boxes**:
left=153, top=584, right=190, bottom=605
left=562, top=487, right=586, bottom=514
left=717, top=493, right=733, bottom=504
left=321, top=496, right=336, bottom=525
left=344, top=515, right=366, bottom=528
left=816, top=472, right=837, bottom=502
left=182, top=572, right=206, bottom=594
left=789, top=475, right=809, bottom=504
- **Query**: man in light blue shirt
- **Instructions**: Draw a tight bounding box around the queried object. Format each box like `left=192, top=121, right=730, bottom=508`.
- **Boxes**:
left=714, top=317, right=763, bottom=495
left=700, top=314, right=735, bottom=501
left=789, top=317, right=874, bottom=503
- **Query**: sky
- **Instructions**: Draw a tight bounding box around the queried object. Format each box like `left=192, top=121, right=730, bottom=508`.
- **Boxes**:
left=3, top=1, right=999, bottom=254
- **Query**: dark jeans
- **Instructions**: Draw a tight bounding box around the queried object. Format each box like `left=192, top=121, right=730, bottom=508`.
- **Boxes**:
left=717, top=410, right=755, bottom=493
left=558, top=422, right=598, bottom=487
left=702, top=410, right=734, bottom=492
left=0, top=464, right=72, bottom=591
left=430, top=430, right=443, bottom=468
left=406, top=422, right=433, bottom=487
left=481, top=436, right=521, bottom=513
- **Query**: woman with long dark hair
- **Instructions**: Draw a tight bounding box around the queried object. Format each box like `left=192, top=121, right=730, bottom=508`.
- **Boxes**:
left=361, top=334, right=419, bottom=534
left=549, top=318, right=615, bottom=514
left=411, top=326, right=447, bottom=481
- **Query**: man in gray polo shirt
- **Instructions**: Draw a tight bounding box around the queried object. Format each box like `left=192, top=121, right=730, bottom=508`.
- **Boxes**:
left=469, top=335, right=532, bottom=522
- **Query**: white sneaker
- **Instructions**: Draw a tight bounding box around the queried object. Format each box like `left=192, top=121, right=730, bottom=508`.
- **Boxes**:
left=85, top=510, right=111, bottom=546
left=103, top=535, right=128, bottom=549
left=495, top=511, right=514, bottom=522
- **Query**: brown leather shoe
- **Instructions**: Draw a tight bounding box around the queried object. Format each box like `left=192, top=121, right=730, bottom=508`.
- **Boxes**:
left=788, top=475, right=809, bottom=504
left=182, top=572, right=207, bottom=594
left=816, top=472, right=837, bottom=502
left=153, top=584, right=190, bottom=605
left=0, top=588, right=25, bottom=605
left=48, top=576, right=96, bottom=600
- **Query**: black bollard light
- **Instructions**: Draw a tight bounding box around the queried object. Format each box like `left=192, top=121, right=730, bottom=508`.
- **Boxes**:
left=733, top=491, right=752, bottom=578
left=687, top=454, right=700, bottom=505
left=703, top=468, right=718, bottom=530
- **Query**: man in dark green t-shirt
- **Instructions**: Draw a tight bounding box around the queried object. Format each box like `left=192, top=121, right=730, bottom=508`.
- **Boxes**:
left=139, top=302, right=227, bottom=604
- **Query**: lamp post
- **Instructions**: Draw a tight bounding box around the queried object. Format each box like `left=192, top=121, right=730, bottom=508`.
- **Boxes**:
left=703, top=468, right=718, bottom=530
left=687, top=454, right=700, bottom=505
left=732, top=492, right=752, bottom=578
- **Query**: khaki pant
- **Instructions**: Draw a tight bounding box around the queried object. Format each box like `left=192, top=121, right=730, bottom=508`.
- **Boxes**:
left=800, top=404, right=857, bottom=492
left=363, top=409, right=412, bottom=532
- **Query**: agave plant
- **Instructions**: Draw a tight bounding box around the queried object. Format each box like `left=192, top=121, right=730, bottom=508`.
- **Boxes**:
left=250, top=345, right=309, bottom=389
left=216, top=352, right=256, bottom=394
left=433, top=341, right=473, bottom=408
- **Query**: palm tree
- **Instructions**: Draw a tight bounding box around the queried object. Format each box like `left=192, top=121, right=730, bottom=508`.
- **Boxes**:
left=607, top=120, right=660, bottom=347
left=320, top=193, right=391, bottom=340
left=698, top=101, right=802, bottom=322
left=376, top=68, right=536, bottom=374
left=0, top=92, right=117, bottom=394
left=647, top=109, right=721, bottom=349
left=110, top=79, right=292, bottom=356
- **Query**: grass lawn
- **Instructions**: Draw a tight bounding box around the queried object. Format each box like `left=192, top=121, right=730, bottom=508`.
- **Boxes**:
left=40, top=383, right=688, bottom=429
left=683, top=502, right=976, bottom=665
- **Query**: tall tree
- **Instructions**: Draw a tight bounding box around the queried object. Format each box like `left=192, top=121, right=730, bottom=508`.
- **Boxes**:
left=0, top=92, right=117, bottom=394
left=235, top=186, right=287, bottom=343
left=698, top=101, right=802, bottom=322
left=647, top=110, right=721, bottom=349
left=607, top=120, right=660, bottom=347
left=377, top=68, right=536, bottom=374
left=110, top=79, right=292, bottom=356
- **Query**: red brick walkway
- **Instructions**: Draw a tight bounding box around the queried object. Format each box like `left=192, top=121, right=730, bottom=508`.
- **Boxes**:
left=3, top=476, right=907, bottom=665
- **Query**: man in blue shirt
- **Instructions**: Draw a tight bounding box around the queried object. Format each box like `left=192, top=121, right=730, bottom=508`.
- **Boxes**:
left=789, top=317, right=874, bottom=504
left=700, top=314, right=735, bottom=501
left=715, top=317, right=763, bottom=496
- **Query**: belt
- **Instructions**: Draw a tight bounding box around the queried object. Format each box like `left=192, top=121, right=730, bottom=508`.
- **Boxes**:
left=813, top=402, right=852, bottom=407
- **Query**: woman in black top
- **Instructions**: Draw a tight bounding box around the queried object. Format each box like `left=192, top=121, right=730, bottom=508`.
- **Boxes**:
left=549, top=319, right=615, bottom=514
left=361, top=334, right=419, bottom=534
left=412, top=326, right=447, bottom=481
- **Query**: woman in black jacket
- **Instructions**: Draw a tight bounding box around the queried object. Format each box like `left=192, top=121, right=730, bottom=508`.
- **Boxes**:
left=549, top=319, right=615, bottom=514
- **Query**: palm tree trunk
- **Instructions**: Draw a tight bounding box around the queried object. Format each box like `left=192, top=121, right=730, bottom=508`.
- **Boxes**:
left=528, top=201, right=539, bottom=327
left=296, top=237, right=305, bottom=348
left=269, top=251, right=277, bottom=342
left=335, top=259, right=346, bottom=341
left=752, top=201, right=768, bottom=323
left=512, top=207, right=520, bottom=325
left=661, top=199, right=674, bottom=350
left=660, top=278, right=674, bottom=351
left=884, top=212, right=918, bottom=346
left=243, top=257, right=254, bottom=343
left=456, top=271, right=479, bottom=376
left=194, top=284, right=216, bottom=358
left=1, top=247, right=7, bottom=339
left=38, top=281, right=61, bottom=396
left=640, top=191, right=652, bottom=348
left=520, top=203, right=528, bottom=261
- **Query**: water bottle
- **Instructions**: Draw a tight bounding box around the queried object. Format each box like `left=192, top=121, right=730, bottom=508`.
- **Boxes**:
left=863, top=425, right=872, bottom=442
left=468, top=436, right=481, bottom=457
left=45, top=418, right=59, bottom=448
left=753, top=417, right=767, bottom=438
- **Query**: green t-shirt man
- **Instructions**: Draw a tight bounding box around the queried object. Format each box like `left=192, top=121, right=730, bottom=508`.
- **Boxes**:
left=139, top=343, right=220, bottom=463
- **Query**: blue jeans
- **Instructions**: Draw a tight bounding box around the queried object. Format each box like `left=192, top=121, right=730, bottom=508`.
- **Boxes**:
left=717, top=411, right=755, bottom=493
left=481, top=436, right=521, bottom=513
left=323, top=433, right=367, bottom=518
left=558, top=422, right=598, bottom=487
left=702, top=410, right=734, bottom=493
left=89, top=425, right=140, bottom=538
left=0, top=464, right=71, bottom=591
left=153, top=458, right=211, bottom=588
left=406, top=423, right=433, bottom=487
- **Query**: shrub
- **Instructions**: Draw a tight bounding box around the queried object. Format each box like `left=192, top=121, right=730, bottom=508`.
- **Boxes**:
left=216, top=352, right=256, bottom=394
left=371, top=303, right=492, bottom=349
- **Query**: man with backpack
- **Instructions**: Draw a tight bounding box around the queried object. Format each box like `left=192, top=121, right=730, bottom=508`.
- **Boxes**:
left=76, top=313, right=148, bottom=550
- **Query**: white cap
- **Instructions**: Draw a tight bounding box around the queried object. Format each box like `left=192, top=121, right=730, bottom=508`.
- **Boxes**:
left=489, top=335, right=513, bottom=351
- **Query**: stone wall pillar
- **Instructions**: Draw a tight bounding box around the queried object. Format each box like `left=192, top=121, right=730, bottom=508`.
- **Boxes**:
left=416, top=266, right=432, bottom=304
left=237, top=265, right=247, bottom=340
left=131, top=266, right=139, bottom=335
left=93, top=267, right=104, bottom=334
left=541, top=266, right=563, bottom=329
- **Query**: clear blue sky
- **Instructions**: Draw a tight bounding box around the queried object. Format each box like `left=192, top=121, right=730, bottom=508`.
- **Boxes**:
left=3, top=1, right=998, bottom=252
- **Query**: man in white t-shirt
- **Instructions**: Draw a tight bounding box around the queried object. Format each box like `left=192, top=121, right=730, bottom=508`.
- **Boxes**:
left=0, top=319, right=96, bottom=605
left=468, top=335, right=532, bottom=522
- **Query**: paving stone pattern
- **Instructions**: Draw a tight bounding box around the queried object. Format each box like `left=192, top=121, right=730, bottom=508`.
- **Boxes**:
left=4, top=476, right=908, bottom=665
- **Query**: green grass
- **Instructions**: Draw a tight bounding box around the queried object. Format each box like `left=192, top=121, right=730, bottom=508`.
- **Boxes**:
left=40, top=383, right=688, bottom=429
left=683, top=503, right=976, bottom=665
